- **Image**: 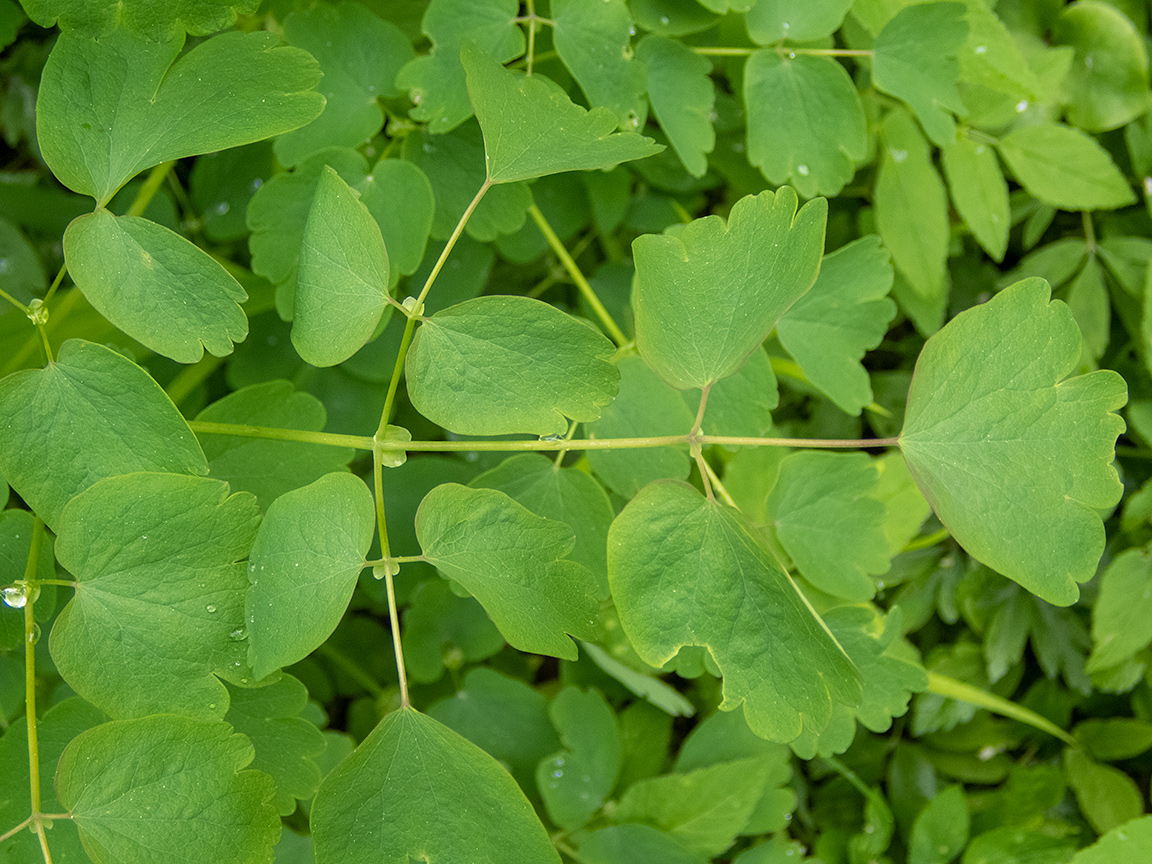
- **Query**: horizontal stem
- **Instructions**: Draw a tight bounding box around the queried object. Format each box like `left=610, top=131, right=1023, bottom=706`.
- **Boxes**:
left=188, top=420, right=901, bottom=453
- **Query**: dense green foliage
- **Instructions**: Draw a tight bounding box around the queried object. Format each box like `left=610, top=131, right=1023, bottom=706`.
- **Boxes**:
left=1, top=0, right=1152, bottom=862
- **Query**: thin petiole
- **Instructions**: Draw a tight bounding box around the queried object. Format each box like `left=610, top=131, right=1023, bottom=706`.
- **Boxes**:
left=699, top=457, right=738, bottom=509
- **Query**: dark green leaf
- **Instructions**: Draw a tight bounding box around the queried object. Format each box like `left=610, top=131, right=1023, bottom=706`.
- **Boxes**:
left=0, top=339, right=207, bottom=529
left=900, top=278, right=1127, bottom=605
left=312, top=708, right=561, bottom=864
left=633, top=187, right=826, bottom=389
left=608, top=480, right=861, bottom=743
left=537, top=687, right=622, bottom=830
left=1064, top=747, right=1144, bottom=834
left=401, top=578, right=504, bottom=683
left=461, top=41, right=662, bottom=183
left=57, top=715, right=279, bottom=864
left=636, top=36, right=714, bottom=177
left=405, top=295, right=619, bottom=436
left=247, top=473, right=375, bottom=680
left=64, top=209, right=248, bottom=363
left=416, top=483, right=600, bottom=659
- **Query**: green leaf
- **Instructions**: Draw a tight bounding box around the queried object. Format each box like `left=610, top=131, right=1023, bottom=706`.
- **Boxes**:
left=615, top=758, right=771, bottom=857
left=872, top=3, right=968, bottom=146
left=37, top=28, right=323, bottom=205
left=246, top=473, right=375, bottom=680
left=899, top=278, right=1127, bottom=605
left=745, top=0, right=853, bottom=42
left=0, top=697, right=105, bottom=863
left=957, top=0, right=1042, bottom=101
left=552, top=0, right=647, bottom=129
left=1064, top=747, right=1144, bottom=834
left=581, top=642, right=697, bottom=717
left=744, top=52, right=868, bottom=198
left=52, top=473, right=261, bottom=719
left=426, top=667, right=559, bottom=789
left=405, top=295, right=620, bottom=436
left=908, top=784, right=969, bottom=864
left=607, top=480, right=861, bottom=743
left=537, top=687, right=622, bottom=830
left=64, top=209, right=248, bottom=363
left=776, top=235, right=896, bottom=414
left=1066, top=256, right=1110, bottom=360
left=292, top=166, right=391, bottom=367
left=636, top=36, right=714, bottom=177
left=394, top=0, right=524, bottom=135
left=996, top=123, right=1136, bottom=211
left=190, top=141, right=275, bottom=243
left=942, top=135, right=1010, bottom=262
left=359, top=158, right=436, bottom=280
left=585, top=355, right=694, bottom=498
left=962, top=827, right=1075, bottom=864
left=1088, top=546, right=1152, bottom=671
left=577, top=825, right=706, bottom=864
left=401, top=122, right=533, bottom=241
left=196, top=381, right=353, bottom=511
left=401, top=578, right=504, bottom=683
left=312, top=708, right=561, bottom=864
left=764, top=451, right=890, bottom=601
left=57, top=715, right=280, bottom=864
left=276, top=4, right=414, bottom=167
left=875, top=108, right=949, bottom=305
left=416, top=483, right=600, bottom=659
left=1071, top=816, right=1152, bottom=864
left=633, top=187, right=827, bottom=389
left=223, top=674, right=326, bottom=815
left=472, top=453, right=615, bottom=595
left=22, top=0, right=258, bottom=39
left=1054, top=1, right=1152, bottom=133
left=695, top=346, right=778, bottom=437
left=461, top=41, right=663, bottom=183
left=0, top=339, right=208, bottom=529
left=1076, top=718, right=1152, bottom=762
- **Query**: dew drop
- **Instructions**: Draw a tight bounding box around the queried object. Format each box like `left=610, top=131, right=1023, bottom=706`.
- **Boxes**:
left=796, top=164, right=809, bottom=176
left=229, top=628, right=246, bottom=641
left=1084, top=53, right=1093, bottom=69
left=206, top=604, right=217, bottom=613
left=411, top=88, right=424, bottom=106
left=782, top=21, right=790, bottom=31
left=249, top=177, right=263, bottom=193
left=974, top=45, right=987, bottom=54
left=28, top=623, right=41, bottom=644
left=1015, top=100, right=1028, bottom=112
left=2, top=586, right=28, bottom=608
left=890, top=148, right=907, bottom=163
left=213, top=201, right=230, bottom=215
left=141, top=535, right=148, bottom=541
left=552, top=770, right=563, bottom=779
left=659, top=15, right=669, bottom=25
left=1143, top=176, right=1152, bottom=196
left=0, top=258, right=9, bottom=274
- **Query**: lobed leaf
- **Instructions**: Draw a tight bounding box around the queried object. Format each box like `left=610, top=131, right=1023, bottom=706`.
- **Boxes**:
left=22, top=0, right=259, bottom=39
left=636, top=36, right=714, bottom=177
left=899, top=278, right=1127, bottom=605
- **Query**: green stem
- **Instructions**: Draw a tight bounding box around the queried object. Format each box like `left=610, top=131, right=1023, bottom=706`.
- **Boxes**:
left=699, top=457, right=738, bottom=509
left=926, top=672, right=1077, bottom=746
left=529, top=204, right=628, bottom=346
left=0, top=285, right=28, bottom=312
left=188, top=421, right=374, bottom=450
left=526, top=0, right=537, bottom=76
left=902, top=527, right=951, bottom=552
left=365, top=555, right=425, bottom=567
left=371, top=448, right=410, bottom=707
left=1082, top=210, right=1096, bottom=252
left=165, top=354, right=224, bottom=407
left=21, top=518, right=53, bottom=864
left=122, top=160, right=176, bottom=217
left=377, top=179, right=492, bottom=431
left=318, top=643, right=384, bottom=699
left=691, top=46, right=873, bottom=57
left=41, top=263, right=67, bottom=306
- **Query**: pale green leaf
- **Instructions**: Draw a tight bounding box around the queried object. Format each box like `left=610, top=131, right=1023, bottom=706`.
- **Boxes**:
left=1054, top=1, right=1152, bottom=133
left=996, top=123, right=1136, bottom=211
left=51, top=473, right=260, bottom=719
left=0, top=339, right=207, bottom=529
left=247, top=473, right=375, bottom=680
left=577, top=825, right=705, bottom=864
left=636, top=36, right=714, bottom=177
left=312, top=708, right=561, bottom=864
left=581, top=642, right=697, bottom=717
left=1066, top=256, right=1110, bottom=360
left=401, top=579, right=504, bottom=683
left=37, top=28, right=323, bottom=205
left=1076, top=718, right=1152, bottom=761
left=745, top=52, right=867, bottom=198
left=745, top=0, right=853, bottom=42
left=776, top=235, right=896, bottom=415
left=1071, top=816, right=1152, bottom=864
left=899, top=278, right=1127, bottom=605
left=1088, top=546, right=1152, bottom=672
left=22, top=0, right=258, bottom=38
left=292, top=165, right=391, bottom=367
left=472, top=453, right=615, bottom=595
left=873, top=450, right=933, bottom=555
left=942, top=135, right=1010, bottom=262
left=195, top=380, right=354, bottom=511
left=537, top=687, right=622, bottom=830
left=872, top=2, right=968, bottom=145
left=607, top=480, right=861, bottom=743
left=359, top=158, right=436, bottom=279
left=1064, top=748, right=1144, bottom=834
left=764, top=451, right=890, bottom=601
left=276, top=4, right=414, bottom=166
left=909, top=784, right=969, bottom=864
left=958, top=0, right=1042, bottom=101
left=552, top=0, right=647, bottom=129
left=416, top=483, right=600, bottom=659
left=632, top=0, right=719, bottom=36
left=615, top=758, right=771, bottom=857
left=633, top=187, right=826, bottom=389
left=694, top=346, right=778, bottom=437
left=875, top=108, right=949, bottom=304
left=462, top=41, right=662, bottom=183
left=64, top=209, right=248, bottom=363
left=394, top=0, right=524, bottom=134
left=585, top=355, right=694, bottom=498
left=57, top=715, right=279, bottom=864
left=223, top=675, right=326, bottom=815
left=405, top=295, right=619, bottom=436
